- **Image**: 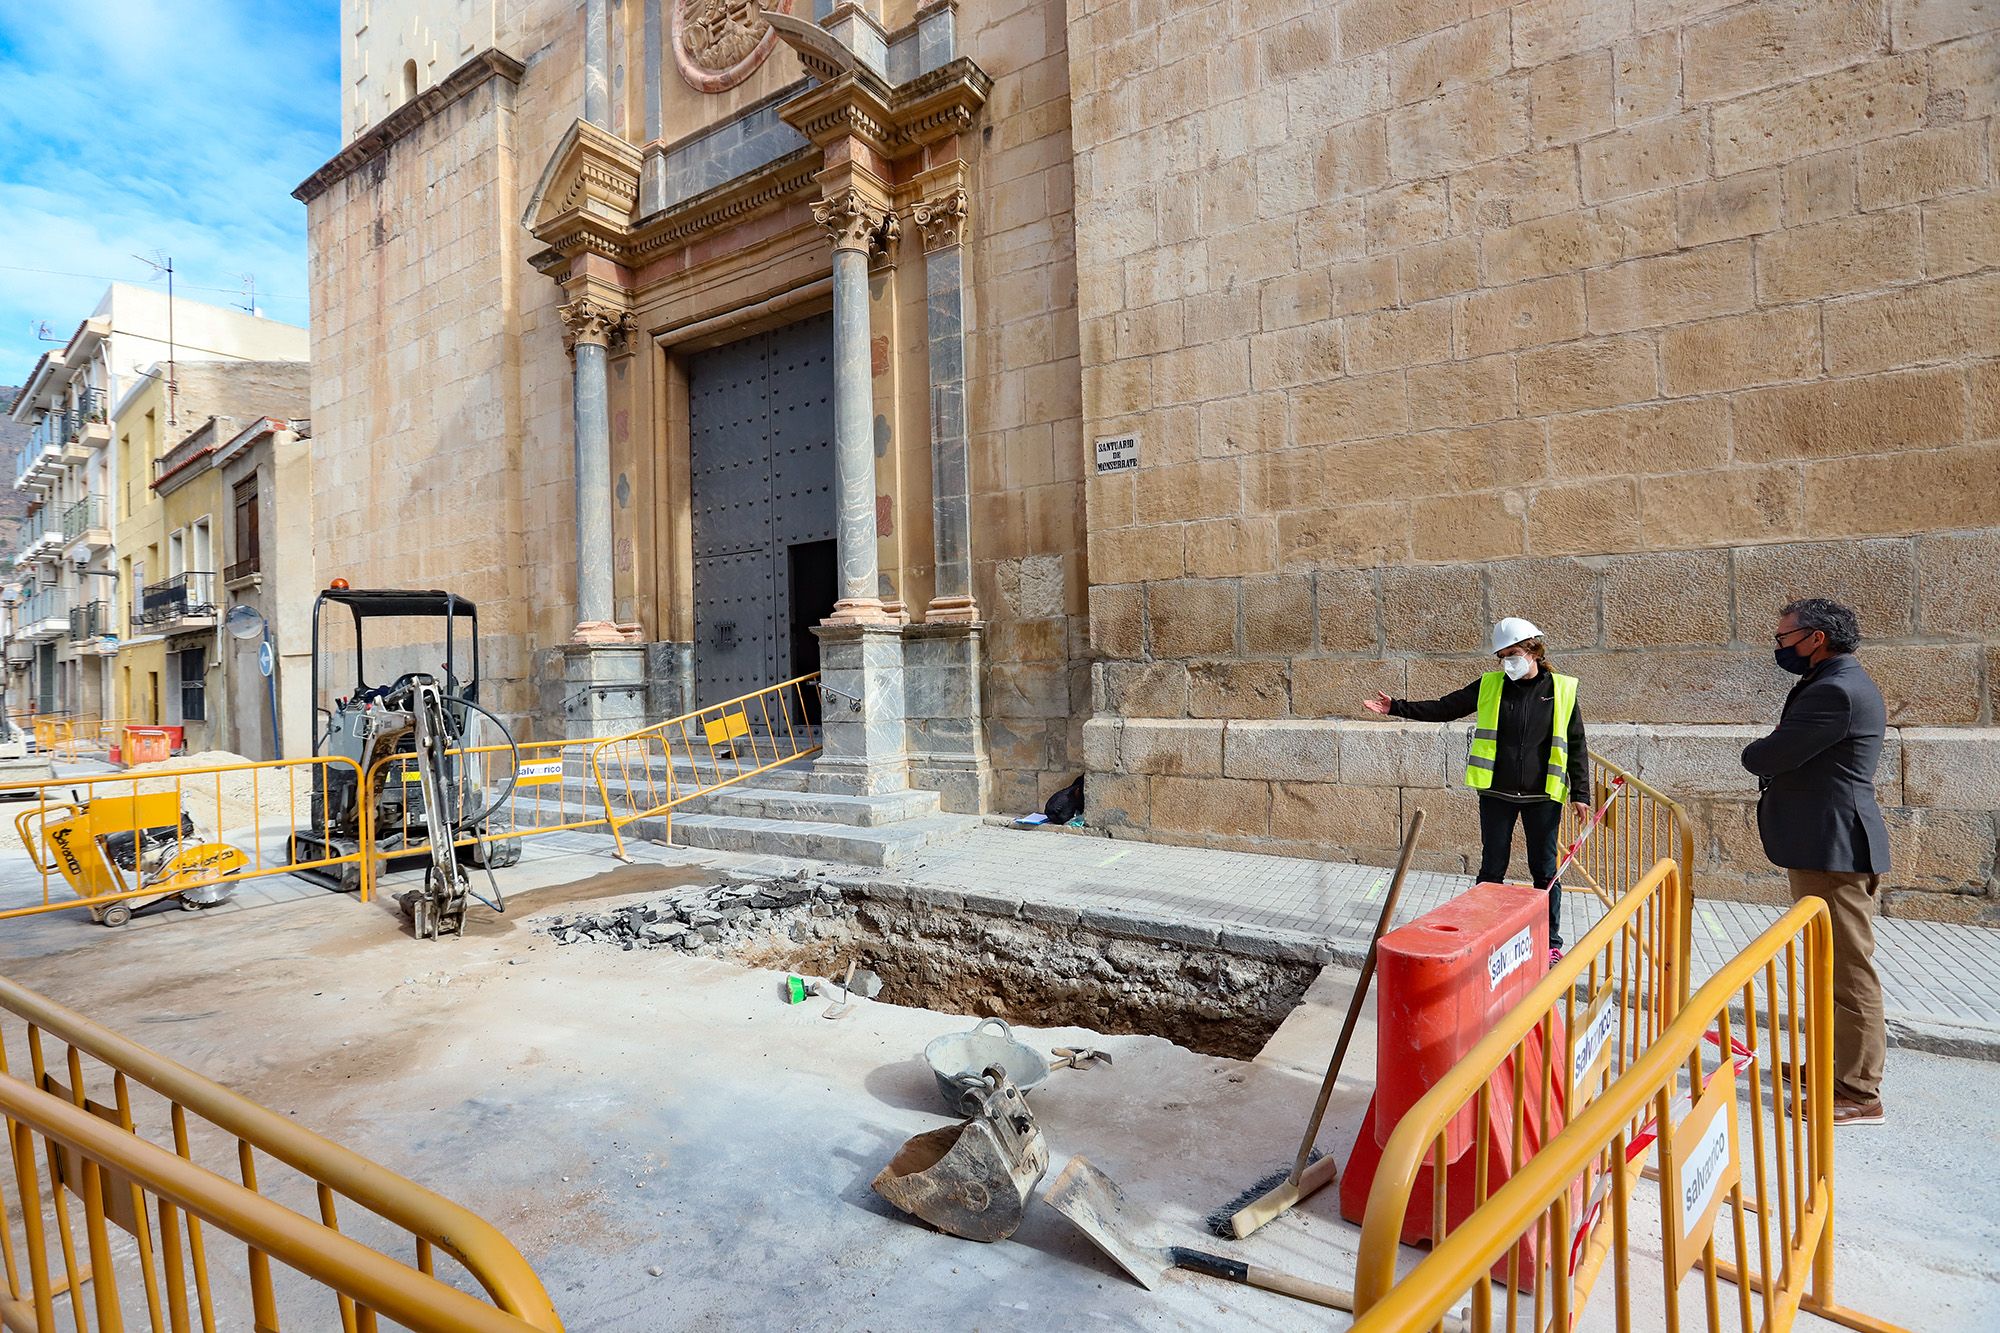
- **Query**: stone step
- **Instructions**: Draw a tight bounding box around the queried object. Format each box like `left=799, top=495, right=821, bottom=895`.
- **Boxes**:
left=537, top=752, right=815, bottom=793
left=665, top=811, right=979, bottom=868
left=511, top=767, right=813, bottom=815
left=680, top=786, right=938, bottom=826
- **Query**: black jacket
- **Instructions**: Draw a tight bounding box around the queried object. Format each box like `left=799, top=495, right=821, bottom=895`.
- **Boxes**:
left=1740, top=654, right=1891, bottom=874
left=1391, top=671, right=1588, bottom=802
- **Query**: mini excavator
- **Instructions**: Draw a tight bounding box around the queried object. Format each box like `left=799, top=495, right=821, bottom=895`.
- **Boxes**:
left=288, top=586, right=520, bottom=938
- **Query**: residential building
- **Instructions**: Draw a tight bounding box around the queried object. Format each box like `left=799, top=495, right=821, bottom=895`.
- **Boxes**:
left=216, top=415, right=314, bottom=760
left=296, top=3, right=2000, bottom=919
left=113, top=361, right=311, bottom=754
left=0, top=389, right=31, bottom=722
left=7, top=285, right=308, bottom=727
left=0, top=390, right=30, bottom=557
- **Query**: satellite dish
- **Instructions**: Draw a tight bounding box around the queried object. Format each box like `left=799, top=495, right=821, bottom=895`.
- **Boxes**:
left=224, top=603, right=265, bottom=641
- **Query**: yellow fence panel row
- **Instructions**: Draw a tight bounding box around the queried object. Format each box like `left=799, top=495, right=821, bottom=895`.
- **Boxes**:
left=1, top=758, right=368, bottom=925
left=0, top=973, right=561, bottom=1331
left=1352, top=873, right=1905, bottom=1333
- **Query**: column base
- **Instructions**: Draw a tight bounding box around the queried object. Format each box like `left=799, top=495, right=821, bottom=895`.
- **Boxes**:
left=572, top=619, right=643, bottom=645
left=547, top=642, right=650, bottom=740
left=903, top=620, right=992, bottom=814
left=823, top=597, right=899, bottom=627
left=809, top=622, right=908, bottom=795
left=923, top=595, right=981, bottom=624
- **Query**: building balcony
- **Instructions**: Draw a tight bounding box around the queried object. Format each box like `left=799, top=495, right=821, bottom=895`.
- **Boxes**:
left=5, top=641, right=32, bottom=668
left=69, top=388, right=109, bottom=450
left=67, top=599, right=112, bottom=647
left=137, top=571, right=217, bottom=632
left=13, top=512, right=62, bottom=567
left=14, top=427, right=61, bottom=491
left=60, top=494, right=111, bottom=556
left=18, top=590, right=69, bottom=641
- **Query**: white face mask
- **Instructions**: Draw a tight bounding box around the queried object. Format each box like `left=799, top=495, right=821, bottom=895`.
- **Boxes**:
left=1501, top=654, right=1534, bottom=681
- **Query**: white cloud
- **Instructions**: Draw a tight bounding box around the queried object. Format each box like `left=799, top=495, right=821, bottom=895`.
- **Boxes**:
left=0, top=0, right=340, bottom=385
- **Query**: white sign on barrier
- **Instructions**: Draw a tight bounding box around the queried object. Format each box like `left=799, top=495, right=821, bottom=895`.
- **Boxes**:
left=1570, top=990, right=1618, bottom=1107
left=1488, top=927, right=1534, bottom=990
left=516, top=759, right=563, bottom=788
left=1667, top=1065, right=1740, bottom=1282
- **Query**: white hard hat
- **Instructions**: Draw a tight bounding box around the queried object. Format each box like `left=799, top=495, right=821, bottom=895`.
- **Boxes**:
left=1491, top=617, right=1542, bottom=654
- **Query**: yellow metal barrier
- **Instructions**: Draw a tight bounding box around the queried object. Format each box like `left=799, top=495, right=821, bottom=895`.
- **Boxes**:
left=0, top=973, right=562, bottom=1330
left=0, top=758, right=369, bottom=923
left=28, top=720, right=63, bottom=757
left=1351, top=886, right=1904, bottom=1333
left=358, top=732, right=636, bottom=877
left=1354, top=858, right=1687, bottom=1328
left=25, top=718, right=131, bottom=763
left=590, top=674, right=824, bottom=855
left=1562, top=751, right=1698, bottom=1003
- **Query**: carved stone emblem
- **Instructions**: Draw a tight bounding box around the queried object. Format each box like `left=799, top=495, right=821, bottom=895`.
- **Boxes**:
left=672, top=0, right=794, bottom=94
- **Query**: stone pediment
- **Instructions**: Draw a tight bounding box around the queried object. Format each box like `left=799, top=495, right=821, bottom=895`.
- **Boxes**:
left=523, top=118, right=645, bottom=246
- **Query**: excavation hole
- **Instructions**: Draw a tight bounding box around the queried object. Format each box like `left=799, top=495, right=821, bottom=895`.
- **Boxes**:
left=724, top=899, right=1319, bottom=1061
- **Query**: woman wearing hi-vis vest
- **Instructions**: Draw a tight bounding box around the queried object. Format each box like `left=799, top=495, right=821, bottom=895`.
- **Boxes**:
left=1362, top=617, right=1590, bottom=961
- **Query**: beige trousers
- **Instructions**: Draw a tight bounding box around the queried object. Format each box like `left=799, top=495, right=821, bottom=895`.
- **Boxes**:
left=1786, top=868, right=1886, bottom=1103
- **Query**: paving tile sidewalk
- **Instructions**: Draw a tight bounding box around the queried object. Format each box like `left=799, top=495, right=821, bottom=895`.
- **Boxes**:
left=578, top=821, right=2000, bottom=1062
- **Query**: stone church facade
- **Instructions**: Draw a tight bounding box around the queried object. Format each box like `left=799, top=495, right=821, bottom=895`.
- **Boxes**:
left=299, top=0, right=1999, bottom=919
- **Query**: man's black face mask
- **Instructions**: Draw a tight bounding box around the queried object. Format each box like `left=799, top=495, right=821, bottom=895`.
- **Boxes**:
left=1774, top=644, right=1813, bottom=676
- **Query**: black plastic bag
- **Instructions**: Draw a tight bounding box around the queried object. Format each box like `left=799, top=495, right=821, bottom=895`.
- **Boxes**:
left=1043, top=775, right=1085, bottom=824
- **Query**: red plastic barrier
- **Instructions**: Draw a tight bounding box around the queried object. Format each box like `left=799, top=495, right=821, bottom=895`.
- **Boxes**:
left=1340, top=882, right=1571, bottom=1283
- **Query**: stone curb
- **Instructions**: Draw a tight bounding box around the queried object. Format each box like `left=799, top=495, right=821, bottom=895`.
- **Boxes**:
left=852, top=876, right=1347, bottom=967
left=976, top=815, right=1109, bottom=838
left=1885, top=1013, right=2000, bottom=1063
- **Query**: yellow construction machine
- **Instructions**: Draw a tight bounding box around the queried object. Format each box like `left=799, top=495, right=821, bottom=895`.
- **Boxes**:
left=16, top=791, right=249, bottom=927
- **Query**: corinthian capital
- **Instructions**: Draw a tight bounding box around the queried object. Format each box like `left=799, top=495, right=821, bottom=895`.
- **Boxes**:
left=812, top=187, right=896, bottom=256
left=559, top=296, right=636, bottom=351
left=910, top=187, right=968, bottom=252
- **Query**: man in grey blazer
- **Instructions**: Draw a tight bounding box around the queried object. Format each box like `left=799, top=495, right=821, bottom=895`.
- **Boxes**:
left=1741, top=598, right=1889, bottom=1125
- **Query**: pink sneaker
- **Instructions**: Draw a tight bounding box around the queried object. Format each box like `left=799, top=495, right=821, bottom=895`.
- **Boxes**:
left=1549, top=947, right=1564, bottom=965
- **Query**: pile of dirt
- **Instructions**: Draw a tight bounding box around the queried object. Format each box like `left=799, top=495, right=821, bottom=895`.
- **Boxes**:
left=0, top=753, right=313, bottom=855
left=123, top=751, right=314, bottom=835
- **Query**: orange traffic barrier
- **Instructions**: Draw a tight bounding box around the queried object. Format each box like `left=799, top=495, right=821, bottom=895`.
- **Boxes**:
left=1341, top=882, right=1575, bottom=1284
left=123, top=725, right=173, bottom=766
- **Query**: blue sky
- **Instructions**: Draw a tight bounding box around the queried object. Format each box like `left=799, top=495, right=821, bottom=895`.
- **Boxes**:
left=0, top=1, right=340, bottom=388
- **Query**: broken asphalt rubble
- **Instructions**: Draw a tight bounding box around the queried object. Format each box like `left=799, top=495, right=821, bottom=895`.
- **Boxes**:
left=539, top=870, right=834, bottom=953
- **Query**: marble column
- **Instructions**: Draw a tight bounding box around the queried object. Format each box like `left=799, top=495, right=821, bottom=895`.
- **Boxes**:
left=560, top=296, right=634, bottom=644
left=583, top=0, right=610, bottom=126
left=812, top=188, right=899, bottom=626
left=911, top=186, right=978, bottom=622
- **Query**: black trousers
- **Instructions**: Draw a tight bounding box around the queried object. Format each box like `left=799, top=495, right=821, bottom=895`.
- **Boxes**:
left=1477, top=794, right=1566, bottom=949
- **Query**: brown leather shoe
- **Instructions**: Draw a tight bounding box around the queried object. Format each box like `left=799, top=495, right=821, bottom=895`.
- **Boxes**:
left=1831, top=1099, right=1884, bottom=1126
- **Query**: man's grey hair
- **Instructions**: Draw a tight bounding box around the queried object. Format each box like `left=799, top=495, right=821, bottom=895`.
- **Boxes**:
left=1780, top=597, right=1860, bottom=654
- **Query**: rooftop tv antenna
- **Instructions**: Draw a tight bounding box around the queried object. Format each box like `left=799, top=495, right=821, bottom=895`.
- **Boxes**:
left=133, top=252, right=177, bottom=426
left=236, top=272, right=261, bottom=317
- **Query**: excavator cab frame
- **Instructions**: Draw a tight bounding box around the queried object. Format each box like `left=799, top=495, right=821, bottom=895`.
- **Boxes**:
left=288, top=587, right=518, bottom=936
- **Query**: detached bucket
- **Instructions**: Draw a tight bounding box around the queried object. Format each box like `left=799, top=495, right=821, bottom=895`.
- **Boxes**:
left=872, top=1066, right=1048, bottom=1243
left=924, top=1017, right=1050, bottom=1114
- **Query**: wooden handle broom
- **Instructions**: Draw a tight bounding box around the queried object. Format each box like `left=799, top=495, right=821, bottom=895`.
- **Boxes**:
left=1209, top=809, right=1423, bottom=1240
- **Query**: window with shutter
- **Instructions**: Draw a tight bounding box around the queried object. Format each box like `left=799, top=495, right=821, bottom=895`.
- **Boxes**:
left=231, top=475, right=261, bottom=579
